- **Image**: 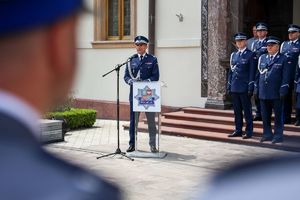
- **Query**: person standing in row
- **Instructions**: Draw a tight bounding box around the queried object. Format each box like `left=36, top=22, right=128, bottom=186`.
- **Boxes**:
left=227, top=33, right=257, bottom=139
left=124, top=35, right=160, bottom=153
left=256, top=36, right=291, bottom=144
left=280, top=24, right=300, bottom=124
left=295, top=55, right=300, bottom=126
left=252, top=22, right=269, bottom=121
left=247, top=25, right=258, bottom=51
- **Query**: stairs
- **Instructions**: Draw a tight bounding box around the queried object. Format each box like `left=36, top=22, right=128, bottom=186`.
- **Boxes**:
left=123, top=107, right=300, bottom=152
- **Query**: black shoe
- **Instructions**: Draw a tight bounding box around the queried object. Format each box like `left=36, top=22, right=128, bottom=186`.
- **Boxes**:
left=150, top=146, right=158, bottom=153
left=260, top=137, right=273, bottom=143
left=242, top=134, right=252, bottom=139
left=253, top=116, right=262, bottom=121
left=295, top=121, right=300, bottom=126
left=228, top=131, right=243, bottom=137
left=126, top=145, right=135, bottom=152
left=271, top=138, right=283, bottom=144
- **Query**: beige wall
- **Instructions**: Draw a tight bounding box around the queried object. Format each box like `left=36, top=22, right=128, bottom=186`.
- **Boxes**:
left=155, top=0, right=204, bottom=107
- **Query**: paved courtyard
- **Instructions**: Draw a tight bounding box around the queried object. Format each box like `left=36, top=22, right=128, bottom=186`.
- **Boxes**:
left=46, top=119, right=299, bottom=200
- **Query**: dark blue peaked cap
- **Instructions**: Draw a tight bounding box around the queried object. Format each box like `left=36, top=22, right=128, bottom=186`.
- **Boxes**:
left=0, top=0, right=83, bottom=36
left=234, top=32, right=247, bottom=40
left=134, top=35, right=149, bottom=44
left=256, top=22, right=268, bottom=31
left=266, top=36, right=281, bottom=45
left=288, top=24, right=300, bottom=32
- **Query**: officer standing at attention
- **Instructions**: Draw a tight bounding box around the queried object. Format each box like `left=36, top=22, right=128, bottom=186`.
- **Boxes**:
left=295, top=55, right=300, bottom=126
left=252, top=22, right=269, bottom=121
left=247, top=25, right=258, bottom=51
left=124, top=36, right=159, bottom=153
left=256, top=36, right=291, bottom=144
left=227, top=33, right=257, bottom=139
left=280, top=24, right=300, bottom=124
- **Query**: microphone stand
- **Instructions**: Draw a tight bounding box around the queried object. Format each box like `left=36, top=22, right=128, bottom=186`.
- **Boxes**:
left=97, top=58, right=134, bottom=161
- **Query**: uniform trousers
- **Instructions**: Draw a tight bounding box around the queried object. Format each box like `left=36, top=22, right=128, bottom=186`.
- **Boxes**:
left=296, top=93, right=300, bottom=121
left=283, top=86, right=293, bottom=122
left=254, top=95, right=261, bottom=117
left=260, top=99, right=284, bottom=139
left=129, top=100, right=157, bottom=147
left=231, top=92, right=253, bottom=136
left=255, top=73, right=262, bottom=118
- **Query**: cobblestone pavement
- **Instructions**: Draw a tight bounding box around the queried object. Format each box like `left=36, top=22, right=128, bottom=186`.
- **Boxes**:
left=46, top=119, right=299, bottom=200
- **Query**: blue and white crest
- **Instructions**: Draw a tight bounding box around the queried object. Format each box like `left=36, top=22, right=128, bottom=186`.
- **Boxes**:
left=134, top=86, right=159, bottom=109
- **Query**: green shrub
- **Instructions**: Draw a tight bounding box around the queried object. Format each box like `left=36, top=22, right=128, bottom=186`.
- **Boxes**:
left=46, top=108, right=97, bottom=130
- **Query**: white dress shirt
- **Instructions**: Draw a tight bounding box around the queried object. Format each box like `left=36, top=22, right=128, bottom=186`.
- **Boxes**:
left=0, top=90, right=40, bottom=138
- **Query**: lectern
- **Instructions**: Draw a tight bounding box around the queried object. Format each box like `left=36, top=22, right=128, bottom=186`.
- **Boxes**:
left=127, top=81, right=167, bottom=158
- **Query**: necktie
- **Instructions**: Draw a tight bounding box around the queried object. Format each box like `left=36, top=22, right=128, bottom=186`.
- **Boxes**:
left=258, top=41, right=262, bottom=46
left=140, top=55, right=143, bottom=61
left=270, top=56, right=273, bottom=62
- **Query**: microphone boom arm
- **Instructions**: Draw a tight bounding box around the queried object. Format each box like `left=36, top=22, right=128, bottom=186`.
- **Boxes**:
left=102, top=54, right=137, bottom=77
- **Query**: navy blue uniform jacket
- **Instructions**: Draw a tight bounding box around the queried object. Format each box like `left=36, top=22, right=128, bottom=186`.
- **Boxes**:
left=227, top=49, right=257, bottom=93
left=295, top=60, right=300, bottom=93
left=124, top=53, right=159, bottom=99
left=281, top=39, right=300, bottom=85
left=256, top=53, right=292, bottom=99
left=0, top=113, right=121, bottom=200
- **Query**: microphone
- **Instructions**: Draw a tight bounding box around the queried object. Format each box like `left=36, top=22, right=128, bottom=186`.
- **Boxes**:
left=128, top=54, right=138, bottom=60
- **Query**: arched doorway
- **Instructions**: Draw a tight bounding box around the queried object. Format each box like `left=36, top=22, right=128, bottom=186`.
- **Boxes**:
left=203, top=0, right=296, bottom=109
left=243, top=0, right=293, bottom=40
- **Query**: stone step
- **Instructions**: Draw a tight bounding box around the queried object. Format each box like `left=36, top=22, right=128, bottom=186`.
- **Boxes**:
left=182, top=107, right=235, bottom=117
left=123, top=122, right=300, bottom=152
left=163, top=111, right=299, bottom=132
left=123, top=107, right=300, bottom=152
left=182, top=107, right=296, bottom=120
left=159, top=118, right=300, bottom=139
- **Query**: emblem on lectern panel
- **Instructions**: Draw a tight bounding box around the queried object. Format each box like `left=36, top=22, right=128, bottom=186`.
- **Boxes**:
left=134, top=85, right=159, bottom=109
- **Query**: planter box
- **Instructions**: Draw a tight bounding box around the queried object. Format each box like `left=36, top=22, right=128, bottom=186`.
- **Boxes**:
left=39, top=119, right=64, bottom=143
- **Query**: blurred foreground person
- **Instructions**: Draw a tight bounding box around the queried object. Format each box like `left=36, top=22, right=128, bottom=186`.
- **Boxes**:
left=199, top=156, right=300, bottom=200
left=0, top=1, right=121, bottom=199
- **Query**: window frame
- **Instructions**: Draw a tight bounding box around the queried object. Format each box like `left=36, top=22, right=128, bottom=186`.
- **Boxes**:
left=92, top=0, right=136, bottom=48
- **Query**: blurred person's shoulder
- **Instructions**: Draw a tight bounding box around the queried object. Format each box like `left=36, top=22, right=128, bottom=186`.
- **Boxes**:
left=199, top=156, right=300, bottom=200
left=0, top=112, right=121, bottom=200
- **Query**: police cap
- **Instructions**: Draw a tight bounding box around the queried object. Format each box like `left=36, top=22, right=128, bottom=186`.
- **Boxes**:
left=288, top=24, right=300, bottom=33
left=0, top=0, right=83, bottom=36
left=234, top=32, right=247, bottom=41
left=266, top=36, right=281, bottom=45
left=134, top=36, right=149, bottom=45
left=256, top=22, right=268, bottom=31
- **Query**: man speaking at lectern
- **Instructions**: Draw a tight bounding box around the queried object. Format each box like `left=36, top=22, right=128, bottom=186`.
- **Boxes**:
left=124, top=35, right=160, bottom=153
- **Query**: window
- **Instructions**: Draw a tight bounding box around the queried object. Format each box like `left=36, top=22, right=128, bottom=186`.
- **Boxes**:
left=93, top=0, right=136, bottom=48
